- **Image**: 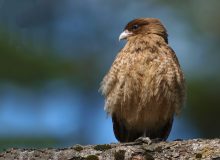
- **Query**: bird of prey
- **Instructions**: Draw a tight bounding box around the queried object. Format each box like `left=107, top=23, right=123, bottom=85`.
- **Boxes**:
left=100, top=18, right=185, bottom=142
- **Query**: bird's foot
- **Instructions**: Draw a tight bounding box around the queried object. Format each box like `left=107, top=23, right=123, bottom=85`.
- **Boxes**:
left=135, top=137, right=152, bottom=145
left=135, top=137, right=163, bottom=144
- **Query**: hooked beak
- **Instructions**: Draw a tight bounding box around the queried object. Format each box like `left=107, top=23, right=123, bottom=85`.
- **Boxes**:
left=119, top=30, right=133, bottom=41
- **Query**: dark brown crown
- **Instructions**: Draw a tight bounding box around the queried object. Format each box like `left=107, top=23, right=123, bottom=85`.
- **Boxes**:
left=124, top=18, right=168, bottom=43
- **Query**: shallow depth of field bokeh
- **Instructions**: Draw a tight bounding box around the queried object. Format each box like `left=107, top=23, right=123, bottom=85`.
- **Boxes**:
left=0, top=0, right=219, bottom=150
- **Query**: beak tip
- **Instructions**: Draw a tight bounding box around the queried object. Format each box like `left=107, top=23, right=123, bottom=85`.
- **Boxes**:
left=118, top=30, right=132, bottom=42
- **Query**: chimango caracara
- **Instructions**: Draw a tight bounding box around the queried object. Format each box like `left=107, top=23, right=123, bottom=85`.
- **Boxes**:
left=100, top=18, right=185, bottom=142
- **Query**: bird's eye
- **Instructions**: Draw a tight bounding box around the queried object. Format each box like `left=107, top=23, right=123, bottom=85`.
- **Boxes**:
left=131, top=24, right=139, bottom=30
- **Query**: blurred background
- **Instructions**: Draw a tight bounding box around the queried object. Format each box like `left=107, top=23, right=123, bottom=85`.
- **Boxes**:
left=0, top=0, right=219, bottom=150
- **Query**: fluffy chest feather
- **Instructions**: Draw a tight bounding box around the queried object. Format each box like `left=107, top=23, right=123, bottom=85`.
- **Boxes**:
left=100, top=35, right=185, bottom=129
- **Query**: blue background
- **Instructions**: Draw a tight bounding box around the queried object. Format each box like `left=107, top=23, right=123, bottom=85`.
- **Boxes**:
left=0, top=0, right=219, bottom=149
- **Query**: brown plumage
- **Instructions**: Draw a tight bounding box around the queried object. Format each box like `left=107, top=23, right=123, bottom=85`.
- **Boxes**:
left=100, top=18, right=185, bottom=142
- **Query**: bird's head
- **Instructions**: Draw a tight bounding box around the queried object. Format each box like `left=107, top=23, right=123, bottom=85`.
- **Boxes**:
left=119, top=18, right=168, bottom=43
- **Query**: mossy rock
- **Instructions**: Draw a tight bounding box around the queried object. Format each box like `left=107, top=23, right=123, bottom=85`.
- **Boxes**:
left=94, top=144, right=111, bottom=151
left=73, top=145, right=84, bottom=152
left=86, top=155, right=99, bottom=160
left=114, top=150, right=125, bottom=160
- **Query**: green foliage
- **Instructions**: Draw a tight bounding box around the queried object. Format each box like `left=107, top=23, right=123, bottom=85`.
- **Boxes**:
left=0, top=29, right=70, bottom=85
left=187, top=78, right=220, bottom=137
left=0, top=28, right=100, bottom=89
left=0, top=137, right=59, bottom=152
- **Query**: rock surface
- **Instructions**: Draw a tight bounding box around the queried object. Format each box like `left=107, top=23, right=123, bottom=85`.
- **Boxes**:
left=0, top=139, right=219, bottom=160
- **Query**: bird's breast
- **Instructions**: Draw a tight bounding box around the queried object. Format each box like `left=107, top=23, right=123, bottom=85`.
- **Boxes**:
left=100, top=18, right=187, bottom=141
left=101, top=39, right=184, bottom=130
